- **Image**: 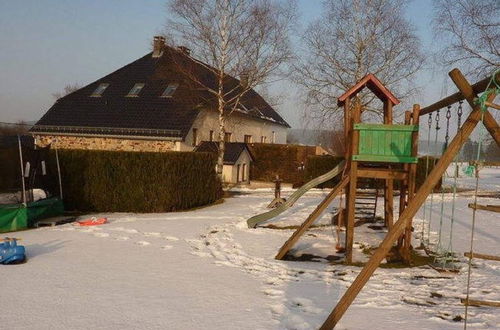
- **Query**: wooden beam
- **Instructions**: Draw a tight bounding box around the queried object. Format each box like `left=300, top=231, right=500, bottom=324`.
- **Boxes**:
left=464, top=252, right=500, bottom=262
left=485, top=101, right=500, bottom=111
left=319, top=69, right=497, bottom=330
left=468, top=203, right=500, bottom=213
left=357, top=168, right=407, bottom=180
left=345, top=100, right=361, bottom=263
left=461, top=298, right=500, bottom=308
left=420, top=75, right=494, bottom=116
left=275, top=176, right=349, bottom=260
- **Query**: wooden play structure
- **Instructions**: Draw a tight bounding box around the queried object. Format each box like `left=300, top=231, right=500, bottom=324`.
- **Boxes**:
left=275, top=73, right=420, bottom=264
left=318, top=69, right=500, bottom=328
left=247, top=67, right=499, bottom=328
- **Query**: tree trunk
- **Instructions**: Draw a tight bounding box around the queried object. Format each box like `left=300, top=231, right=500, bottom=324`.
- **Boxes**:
left=217, top=96, right=226, bottom=180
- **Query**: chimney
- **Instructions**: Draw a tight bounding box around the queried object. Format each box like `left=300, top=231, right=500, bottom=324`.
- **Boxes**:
left=177, top=46, right=191, bottom=56
left=152, top=36, right=165, bottom=58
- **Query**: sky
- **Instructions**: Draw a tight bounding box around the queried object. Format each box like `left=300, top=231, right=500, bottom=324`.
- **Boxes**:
left=0, top=0, right=444, bottom=128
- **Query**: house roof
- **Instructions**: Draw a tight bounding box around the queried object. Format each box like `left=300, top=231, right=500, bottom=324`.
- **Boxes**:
left=194, top=142, right=254, bottom=165
left=31, top=44, right=290, bottom=139
left=337, top=73, right=400, bottom=106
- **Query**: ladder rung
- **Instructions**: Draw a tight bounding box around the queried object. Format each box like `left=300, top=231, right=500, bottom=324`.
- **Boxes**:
left=464, top=252, right=500, bottom=262
left=460, top=298, right=500, bottom=308
left=468, top=203, right=500, bottom=213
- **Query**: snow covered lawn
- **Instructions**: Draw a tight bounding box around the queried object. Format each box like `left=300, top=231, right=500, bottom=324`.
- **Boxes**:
left=2, top=168, right=499, bottom=329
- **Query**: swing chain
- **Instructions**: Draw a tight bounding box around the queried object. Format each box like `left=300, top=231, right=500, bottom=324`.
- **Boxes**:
left=435, top=109, right=440, bottom=131
left=444, top=106, right=451, bottom=149
left=428, top=112, right=432, bottom=128
left=457, top=101, right=463, bottom=131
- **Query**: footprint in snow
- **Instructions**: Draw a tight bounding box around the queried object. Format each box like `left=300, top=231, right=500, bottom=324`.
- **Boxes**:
left=93, top=232, right=110, bottom=238
left=144, top=232, right=162, bottom=237
left=162, top=245, right=173, bottom=250
left=115, top=236, right=130, bottom=241
left=136, top=241, right=151, bottom=246
left=163, top=236, right=179, bottom=241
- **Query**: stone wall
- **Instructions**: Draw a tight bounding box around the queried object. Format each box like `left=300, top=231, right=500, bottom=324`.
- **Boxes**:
left=34, top=135, right=176, bottom=152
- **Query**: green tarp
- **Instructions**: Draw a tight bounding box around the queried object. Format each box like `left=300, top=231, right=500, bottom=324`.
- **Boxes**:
left=0, top=197, right=64, bottom=233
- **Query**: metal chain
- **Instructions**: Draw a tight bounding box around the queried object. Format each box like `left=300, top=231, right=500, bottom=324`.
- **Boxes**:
left=444, top=105, right=451, bottom=149
left=421, top=113, right=433, bottom=246
left=457, top=100, right=463, bottom=129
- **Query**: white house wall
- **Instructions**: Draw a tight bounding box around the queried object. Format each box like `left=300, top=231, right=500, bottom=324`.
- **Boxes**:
left=178, top=110, right=288, bottom=151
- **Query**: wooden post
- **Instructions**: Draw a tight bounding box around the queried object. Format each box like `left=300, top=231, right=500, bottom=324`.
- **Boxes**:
left=319, top=69, right=497, bottom=329
left=399, top=111, right=412, bottom=216
left=17, top=135, right=27, bottom=205
left=345, top=99, right=361, bottom=264
left=401, top=105, right=420, bottom=263
left=383, top=100, right=394, bottom=228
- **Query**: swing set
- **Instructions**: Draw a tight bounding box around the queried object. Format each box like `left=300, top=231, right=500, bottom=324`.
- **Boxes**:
left=318, top=69, right=500, bottom=329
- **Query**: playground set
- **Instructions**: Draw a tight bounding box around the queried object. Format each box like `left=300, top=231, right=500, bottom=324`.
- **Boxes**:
left=247, top=68, right=500, bottom=328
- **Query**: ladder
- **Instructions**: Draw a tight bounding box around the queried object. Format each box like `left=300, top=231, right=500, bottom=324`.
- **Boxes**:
left=354, top=184, right=379, bottom=226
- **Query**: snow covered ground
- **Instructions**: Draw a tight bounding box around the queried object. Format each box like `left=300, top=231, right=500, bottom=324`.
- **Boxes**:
left=2, top=167, right=499, bottom=329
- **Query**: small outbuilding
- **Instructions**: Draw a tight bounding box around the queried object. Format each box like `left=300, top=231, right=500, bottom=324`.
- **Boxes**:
left=195, top=142, right=254, bottom=184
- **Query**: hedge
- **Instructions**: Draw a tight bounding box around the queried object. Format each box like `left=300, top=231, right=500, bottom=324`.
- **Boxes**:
left=249, top=143, right=317, bottom=185
left=0, top=147, right=21, bottom=193
left=54, top=150, right=222, bottom=213
left=304, top=155, right=344, bottom=188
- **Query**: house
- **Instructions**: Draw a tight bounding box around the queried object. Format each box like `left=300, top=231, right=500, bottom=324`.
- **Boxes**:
left=195, top=142, right=254, bottom=184
left=31, top=36, right=290, bottom=152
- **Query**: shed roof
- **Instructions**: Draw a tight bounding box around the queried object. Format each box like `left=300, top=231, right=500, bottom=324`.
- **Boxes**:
left=194, top=142, right=254, bottom=165
left=337, top=73, right=400, bottom=106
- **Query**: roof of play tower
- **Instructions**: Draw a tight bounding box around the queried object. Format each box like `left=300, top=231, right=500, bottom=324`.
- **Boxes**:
left=337, top=73, right=400, bottom=106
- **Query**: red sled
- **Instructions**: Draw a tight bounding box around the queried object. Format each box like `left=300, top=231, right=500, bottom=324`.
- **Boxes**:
left=76, top=217, right=107, bottom=226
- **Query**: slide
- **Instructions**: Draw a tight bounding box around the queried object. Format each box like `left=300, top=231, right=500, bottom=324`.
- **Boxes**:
left=246, top=160, right=346, bottom=228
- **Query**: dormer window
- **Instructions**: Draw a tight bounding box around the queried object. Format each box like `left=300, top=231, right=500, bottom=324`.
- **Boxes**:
left=127, top=83, right=145, bottom=97
left=91, top=83, right=109, bottom=97
left=161, top=83, right=179, bottom=98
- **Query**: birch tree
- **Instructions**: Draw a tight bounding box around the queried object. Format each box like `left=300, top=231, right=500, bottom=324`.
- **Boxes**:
left=166, top=0, right=295, bottom=177
left=432, top=0, right=499, bottom=78
left=294, top=0, right=424, bottom=126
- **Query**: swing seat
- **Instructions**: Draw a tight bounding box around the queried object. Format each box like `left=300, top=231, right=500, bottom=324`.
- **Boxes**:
left=0, top=238, right=26, bottom=265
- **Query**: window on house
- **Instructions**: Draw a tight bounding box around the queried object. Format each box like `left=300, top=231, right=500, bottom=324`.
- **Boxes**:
left=224, top=132, right=232, bottom=142
left=237, top=164, right=241, bottom=182
left=242, top=163, right=247, bottom=181
left=272, top=131, right=276, bottom=144
left=244, top=135, right=252, bottom=143
left=127, top=83, right=145, bottom=97
left=192, top=128, right=198, bottom=146
left=209, top=130, right=214, bottom=142
left=260, top=136, right=266, bottom=143
left=161, top=83, right=179, bottom=98
left=91, top=83, right=109, bottom=97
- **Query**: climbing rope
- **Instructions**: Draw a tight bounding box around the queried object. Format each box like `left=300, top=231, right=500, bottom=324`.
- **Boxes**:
left=464, top=69, right=499, bottom=328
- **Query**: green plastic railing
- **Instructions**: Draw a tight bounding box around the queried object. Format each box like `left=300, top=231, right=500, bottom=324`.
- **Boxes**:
left=246, top=160, right=346, bottom=228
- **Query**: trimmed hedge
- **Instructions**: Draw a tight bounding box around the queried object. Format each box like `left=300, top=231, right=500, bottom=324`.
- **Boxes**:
left=304, top=155, right=344, bottom=188
left=54, top=150, right=222, bottom=212
left=0, top=148, right=21, bottom=193
left=249, top=143, right=317, bottom=184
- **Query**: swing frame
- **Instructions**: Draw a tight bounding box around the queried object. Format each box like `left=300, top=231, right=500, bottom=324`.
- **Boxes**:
left=320, top=68, right=500, bottom=329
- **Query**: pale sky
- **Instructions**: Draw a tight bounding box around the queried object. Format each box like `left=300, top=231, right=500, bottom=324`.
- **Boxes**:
left=0, top=0, right=449, bottom=128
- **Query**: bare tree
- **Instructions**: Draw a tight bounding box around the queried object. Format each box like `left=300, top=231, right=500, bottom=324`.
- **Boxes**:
left=294, top=0, right=424, bottom=127
left=432, top=0, right=499, bottom=78
left=166, top=0, right=296, bottom=177
left=167, top=0, right=295, bottom=176
left=0, top=121, right=30, bottom=136
left=52, top=83, right=81, bottom=100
